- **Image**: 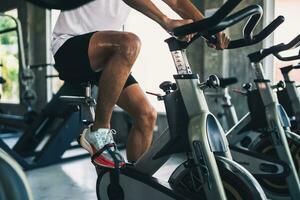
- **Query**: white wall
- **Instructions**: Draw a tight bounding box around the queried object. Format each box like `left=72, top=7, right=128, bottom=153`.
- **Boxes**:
left=124, top=0, right=181, bottom=112
left=274, top=0, right=300, bottom=81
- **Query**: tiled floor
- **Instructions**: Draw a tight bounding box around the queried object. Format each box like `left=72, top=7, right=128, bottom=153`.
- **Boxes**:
left=0, top=133, right=182, bottom=200
left=1, top=133, right=99, bottom=199
left=26, top=158, right=98, bottom=200
left=25, top=152, right=183, bottom=200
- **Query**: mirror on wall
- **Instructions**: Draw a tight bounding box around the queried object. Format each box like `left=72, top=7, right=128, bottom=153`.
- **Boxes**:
left=0, top=9, right=20, bottom=104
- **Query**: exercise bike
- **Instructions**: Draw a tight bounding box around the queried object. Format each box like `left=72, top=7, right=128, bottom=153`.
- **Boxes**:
left=0, top=13, right=95, bottom=170
left=277, top=61, right=300, bottom=134
left=0, top=71, right=32, bottom=200
left=227, top=34, right=300, bottom=199
left=0, top=149, right=33, bottom=200
left=61, top=1, right=280, bottom=199
left=96, top=2, right=276, bottom=199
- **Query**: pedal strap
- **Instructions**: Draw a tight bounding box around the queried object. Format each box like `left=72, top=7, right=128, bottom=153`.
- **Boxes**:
left=91, top=143, right=124, bottom=168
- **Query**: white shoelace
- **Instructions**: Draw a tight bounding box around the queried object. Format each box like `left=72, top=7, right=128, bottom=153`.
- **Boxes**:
left=88, top=129, right=117, bottom=150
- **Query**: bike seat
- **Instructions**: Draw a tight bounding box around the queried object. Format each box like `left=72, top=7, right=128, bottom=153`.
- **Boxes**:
left=59, top=81, right=95, bottom=124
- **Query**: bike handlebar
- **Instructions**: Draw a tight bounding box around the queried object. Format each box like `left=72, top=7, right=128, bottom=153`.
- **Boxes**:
left=205, top=5, right=263, bottom=39
left=249, top=34, right=300, bottom=63
left=171, top=0, right=282, bottom=50
left=26, top=0, right=95, bottom=10
left=280, top=63, right=300, bottom=74
left=204, top=5, right=264, bottom=46
left=228, top=15, right=284, bottom=49
left=273, top=36, right=300, bottom=61
left=173, top=0, right=242, bottom=37
left=293, top=63, right=300, bottom=69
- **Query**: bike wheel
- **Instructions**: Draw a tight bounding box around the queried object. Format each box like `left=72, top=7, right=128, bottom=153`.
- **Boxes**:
left=251, top=136, right=300, bottom=196
left=96, top=168, right=187, bottom=200
left=169, top=156, right=266, bottom=200
left=0, top=149, right=33, bottom=200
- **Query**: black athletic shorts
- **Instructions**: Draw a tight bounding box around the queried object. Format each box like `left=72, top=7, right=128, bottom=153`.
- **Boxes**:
left=53, top=32, right=138, bottom=87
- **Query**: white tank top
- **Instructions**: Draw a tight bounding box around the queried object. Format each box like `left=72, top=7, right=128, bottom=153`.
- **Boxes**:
left=51, top=0, right=131, bottom=55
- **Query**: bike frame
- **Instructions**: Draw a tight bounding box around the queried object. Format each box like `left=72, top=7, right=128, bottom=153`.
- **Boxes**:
left=280, top=65, right=300, bottom=134
left=167, top=38, right=231, bottom=199
left=248, top=61, right=300, bottom=198
left=132, top=38, right=232, bottom=200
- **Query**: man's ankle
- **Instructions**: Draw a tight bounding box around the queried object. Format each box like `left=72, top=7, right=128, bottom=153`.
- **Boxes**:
left=90, top=126, right=98, bottom=132
left=91, top=125, right=110, bottom=132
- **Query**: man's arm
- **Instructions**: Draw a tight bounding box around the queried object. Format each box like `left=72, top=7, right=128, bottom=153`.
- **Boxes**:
left=162, top=0, right=230, bottom=50
left=162, top=0, right=205, bottom=21
left=122, top=0, right=175, bottom=32
left=122, top=0, right=230, bottom=49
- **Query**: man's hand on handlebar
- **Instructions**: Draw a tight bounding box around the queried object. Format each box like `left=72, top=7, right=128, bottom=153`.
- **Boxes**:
left=164, top=18, right=196, bottom=42
left=207, top=32, right=230, bottom=50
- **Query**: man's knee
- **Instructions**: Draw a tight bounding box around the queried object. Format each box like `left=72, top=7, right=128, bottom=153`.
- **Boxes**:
left=118, top=32, right=141, bottom=64
left=89, top=31, right=141, bottom=68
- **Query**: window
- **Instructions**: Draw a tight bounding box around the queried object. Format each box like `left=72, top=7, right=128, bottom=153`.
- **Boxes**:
left=274, top=0, right=300, bottom=82
left=0, top=9, right=20, bottom=104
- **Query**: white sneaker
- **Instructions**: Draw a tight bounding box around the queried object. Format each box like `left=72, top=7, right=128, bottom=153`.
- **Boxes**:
left=79, top=128, right=125, bottom=168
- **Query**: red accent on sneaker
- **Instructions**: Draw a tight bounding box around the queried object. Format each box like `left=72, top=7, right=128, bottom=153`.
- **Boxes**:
left=91, top=146, right=125, bottom=168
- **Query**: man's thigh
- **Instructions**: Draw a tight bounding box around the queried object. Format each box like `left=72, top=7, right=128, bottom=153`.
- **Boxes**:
left=88, top=31, right=138, bottom=71
left=54, top=31, right=129, bottom=83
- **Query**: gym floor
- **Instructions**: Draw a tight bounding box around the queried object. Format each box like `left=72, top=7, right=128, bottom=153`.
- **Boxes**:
left=27, top=158, right=97, bottom=200
left=26, top=150, right=182, bottom=200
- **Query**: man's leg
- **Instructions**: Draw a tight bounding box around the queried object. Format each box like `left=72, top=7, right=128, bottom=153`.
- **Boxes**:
left=88, top=31, right=141, bottom=130
left=80, top=31, right=141, bottom=167
left=117, top=84, right=157, bottom=162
